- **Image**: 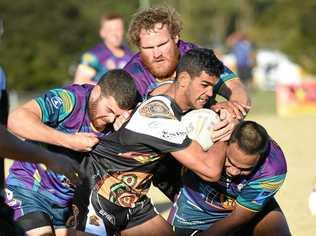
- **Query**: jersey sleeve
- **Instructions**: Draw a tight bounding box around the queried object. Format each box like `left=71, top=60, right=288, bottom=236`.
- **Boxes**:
left=213, top=66, right=238, bottom=93
left=35, top=88, right=76, bottom=126
left=123, top=97, right=191, bottom=153
left=80, top=52, right=99, bottom=70
left=236, top=174, right=286, bottom=212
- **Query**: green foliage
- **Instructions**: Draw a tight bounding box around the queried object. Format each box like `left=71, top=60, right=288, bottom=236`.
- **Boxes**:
left=250, top=0, right=316, bottom=74
left=0, top=0, right=138, bottom=91
left=0, top=0, right=315, bottom=91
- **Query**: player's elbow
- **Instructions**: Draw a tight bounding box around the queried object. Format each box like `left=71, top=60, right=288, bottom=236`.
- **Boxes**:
left=205, top=170, right=222, bottom=182
left=196, top=167, right=222, bottom=182
left=7, top=111, right=20, bottom=133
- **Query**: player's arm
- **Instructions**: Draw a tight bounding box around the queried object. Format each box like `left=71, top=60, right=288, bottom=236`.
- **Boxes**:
left=199, top=204, right=256, bottom=236
left=213, top=65, right=251, bottom=119
left=73, top=64, right=97, bottom=85
left=171, top=140, right=227, bottom=182
left=0, top=125, right=81, bottom=184
left=206, top=66, right=251, bottom=142
left=73, top=52, right=98, bottom=85
left=7, top=91, right=98, bottom=152
left=201, top=172, right=287, bottom=235
left=219, top=78, right=251, bottom=108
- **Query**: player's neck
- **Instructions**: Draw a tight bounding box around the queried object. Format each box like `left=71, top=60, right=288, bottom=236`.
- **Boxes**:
left=165, top=83, right=191, bottom=112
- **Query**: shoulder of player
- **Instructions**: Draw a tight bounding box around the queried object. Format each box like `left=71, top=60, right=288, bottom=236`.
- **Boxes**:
left=42, top=88, right=76, bottom=110
left=123, top=53, right=142, bottom=72
left=249, top=140, right=287, bottom=183
left=135, top=96, right=176, bottom=119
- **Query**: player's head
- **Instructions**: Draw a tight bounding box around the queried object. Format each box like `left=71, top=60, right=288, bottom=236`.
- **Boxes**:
left=89, top=69, right=138, bottom=130
left=128, top=7, right=182, bottom=79
left=224, top=121, right=269, bottom=178
left=175, top=48, right=224, bottom=110
left=99, top=13, right=125, bottom=48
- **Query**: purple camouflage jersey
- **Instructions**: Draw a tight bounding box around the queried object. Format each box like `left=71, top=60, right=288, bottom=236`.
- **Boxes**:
left=80, top=43, right=133, bottom=82
left=124, top=40, right=237, bottom=100
left=6, top=84, right=105, bottom=208
left=170, top=140, right=287, bottom=230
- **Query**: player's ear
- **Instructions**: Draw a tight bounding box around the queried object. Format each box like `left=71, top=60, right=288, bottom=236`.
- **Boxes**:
left=177, top=72, right=190, bottom=88
left=173, top=35, right=179, bottom=44
left=92, top=85, right=102, bottom=99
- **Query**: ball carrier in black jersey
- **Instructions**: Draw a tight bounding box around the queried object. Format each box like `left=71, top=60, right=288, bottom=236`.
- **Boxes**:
left=71, top=48, right=228, bottom=236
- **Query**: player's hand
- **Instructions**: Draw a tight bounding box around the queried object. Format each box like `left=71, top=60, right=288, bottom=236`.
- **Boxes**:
left=113, top=110, right=132, bottom=131
left=211, top=101, right=250, bottom=120
left=212, top=109, right=239, bottom=142
left=65, top=132, right=99, bottom=152
left=45, top=152, right=83, bottom=186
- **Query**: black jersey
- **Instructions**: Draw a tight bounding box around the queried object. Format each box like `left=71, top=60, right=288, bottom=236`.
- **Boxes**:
left=80, top=95, right=191, bottom=208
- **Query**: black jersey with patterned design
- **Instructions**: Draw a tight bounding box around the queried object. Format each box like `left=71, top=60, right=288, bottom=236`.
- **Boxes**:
left=80, top=95, right=191, bottom=209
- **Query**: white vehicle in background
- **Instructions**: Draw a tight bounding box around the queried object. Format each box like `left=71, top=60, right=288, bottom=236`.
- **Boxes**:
left=222, top=49, right=303, bottom=91
left=253, top=49, right=302, bottom=90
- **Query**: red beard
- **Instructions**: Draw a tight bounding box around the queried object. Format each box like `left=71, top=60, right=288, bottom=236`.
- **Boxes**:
left=141, top=47, right=180, bottom=80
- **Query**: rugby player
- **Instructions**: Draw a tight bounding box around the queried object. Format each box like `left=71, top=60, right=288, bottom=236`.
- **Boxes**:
left=124, top=6, right=251, bottom=201
left=5, top=70, right=138, bottom=236
left=74, top=13, right=133, bottom=85
left=170, top=121, right=291, bottom=236
left=72, top=48, right=228, bottom=236
left=0, top=125, right=82, bottom=236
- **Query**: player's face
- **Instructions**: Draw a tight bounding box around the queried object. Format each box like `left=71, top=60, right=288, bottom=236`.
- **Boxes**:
left=185, top=72, right=218, bottom=109
left=100, top=18, right=124, bottom=48
left=139, top=23, right=180, bottom=79
left=224, top=142, right=259, bottom=178
left=91, top=95, right=127, bottom=130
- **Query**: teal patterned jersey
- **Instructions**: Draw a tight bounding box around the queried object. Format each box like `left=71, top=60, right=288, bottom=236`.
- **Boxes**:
left=6, top=84, right=105, bottom=207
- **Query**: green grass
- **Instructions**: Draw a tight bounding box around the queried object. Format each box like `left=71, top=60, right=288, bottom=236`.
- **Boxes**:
left=248, top=89, right=276, bottom=115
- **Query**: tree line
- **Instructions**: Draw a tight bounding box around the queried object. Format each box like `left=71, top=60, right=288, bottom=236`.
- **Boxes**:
left=0, top=0, right=314, bottom=91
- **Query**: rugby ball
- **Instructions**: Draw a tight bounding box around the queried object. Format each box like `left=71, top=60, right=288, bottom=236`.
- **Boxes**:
left=181, top=109, right=220, bottom=151
left=308, top=191, right=316, bottom=215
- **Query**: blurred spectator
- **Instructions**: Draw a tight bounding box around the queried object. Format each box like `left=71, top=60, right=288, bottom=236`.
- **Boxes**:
left=74, top=13, right=133, bottom=85
left=227, top=31, right=255, bottom=88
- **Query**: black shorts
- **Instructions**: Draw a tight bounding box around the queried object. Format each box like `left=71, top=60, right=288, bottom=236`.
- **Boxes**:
left=71, top=190, right=158, bottom=236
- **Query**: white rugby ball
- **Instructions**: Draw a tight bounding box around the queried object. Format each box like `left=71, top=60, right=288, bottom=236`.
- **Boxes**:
left=309, top=191, right=316, bottom=215
left=181, top=109, right=220, bottom=151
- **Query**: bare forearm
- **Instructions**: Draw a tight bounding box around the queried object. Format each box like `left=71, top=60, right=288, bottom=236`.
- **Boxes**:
left=220, top=79, right=251, bottom=107
left=198, top=141, right=227, bottom=181
left=8, top=107, right=70, bottom=148
left=172, top=140, right=227, bottom=182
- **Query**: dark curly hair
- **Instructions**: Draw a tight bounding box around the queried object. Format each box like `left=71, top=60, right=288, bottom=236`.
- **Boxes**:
left=128, top=7, right=182, bottom=47
left=176, top=48, right=225, bottom=79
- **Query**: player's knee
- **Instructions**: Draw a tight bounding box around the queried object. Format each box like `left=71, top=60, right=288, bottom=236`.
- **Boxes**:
left=254, top=209, right=291, bottom=236
left=16, top=211, right=54, bottom=235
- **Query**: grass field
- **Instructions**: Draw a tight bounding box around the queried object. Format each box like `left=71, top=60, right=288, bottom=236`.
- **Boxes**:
left=5, top=90, right=316, bottom=235
left=148, top=90, right=316, bottom=236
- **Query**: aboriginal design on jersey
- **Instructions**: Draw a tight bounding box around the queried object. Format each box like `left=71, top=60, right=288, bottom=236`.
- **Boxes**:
left=78, top=95, right=192, bottom=210
left=139, top=100, right=176, bottom=119
left=95, top=171, right=153, bottom=208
